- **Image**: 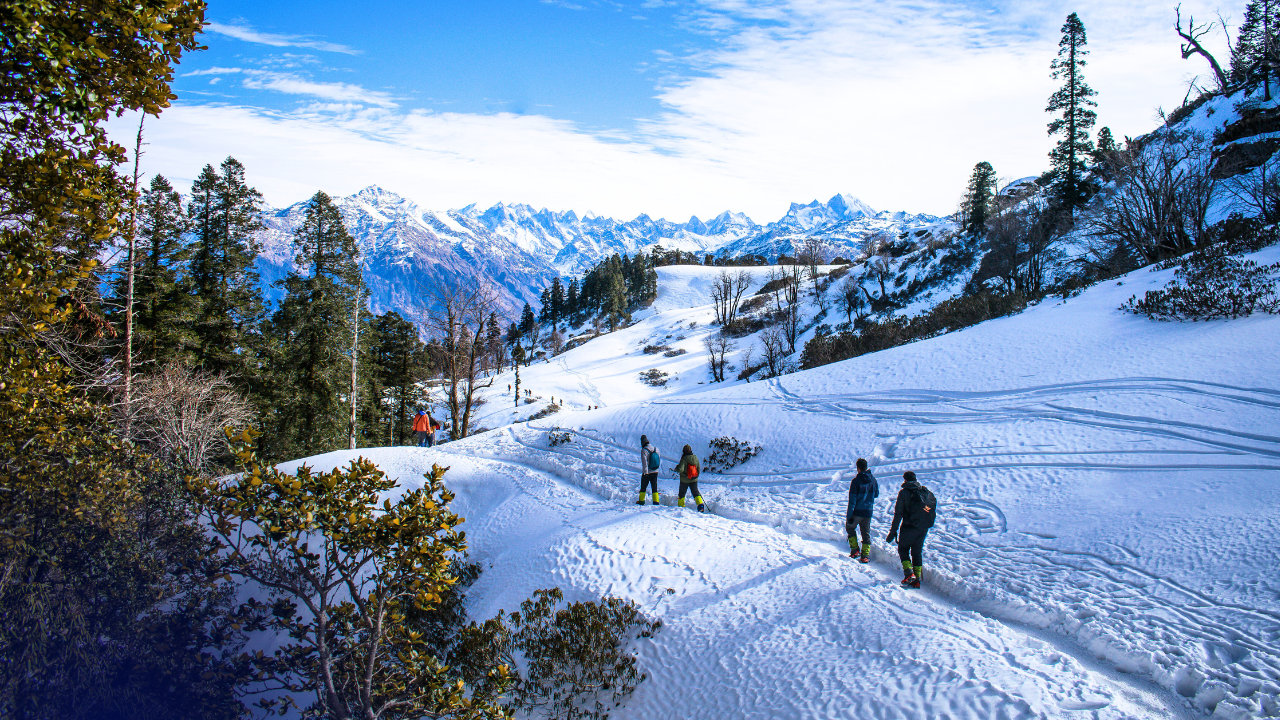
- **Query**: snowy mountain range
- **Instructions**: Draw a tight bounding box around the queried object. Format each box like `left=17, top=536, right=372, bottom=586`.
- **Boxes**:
left=254, top=187, right=954, bottom=318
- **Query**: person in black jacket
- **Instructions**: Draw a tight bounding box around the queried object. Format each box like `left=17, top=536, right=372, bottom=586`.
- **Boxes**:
left=886, top=471, right=934, bottom=588
left=845, top=458, right=878, bottom=562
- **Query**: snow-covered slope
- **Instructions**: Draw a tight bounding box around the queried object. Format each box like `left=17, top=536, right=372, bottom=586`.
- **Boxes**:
left=289, top=243, right=1280, bottom=719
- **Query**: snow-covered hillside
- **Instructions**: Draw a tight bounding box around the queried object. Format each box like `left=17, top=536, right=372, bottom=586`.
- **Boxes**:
left=290, top=244, right=1280, bottom=719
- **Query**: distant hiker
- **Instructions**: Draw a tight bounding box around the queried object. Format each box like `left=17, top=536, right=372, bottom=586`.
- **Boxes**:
left=638, top=435, right=661, bottom=505
left=674, top=444, right=705, bottom=512
left=413, top=410, right=432, bottom=447
left=885, top=471, right=937, bottom=589
left=846, top=458, right=878, bottom=563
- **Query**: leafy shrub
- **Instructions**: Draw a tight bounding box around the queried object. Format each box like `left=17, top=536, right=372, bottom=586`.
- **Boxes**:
left=662, top=348, right=687, bottom=357
left=454, top=590, right=661, bottom=720
left=642, top=344, right=672, bottom=355
left=704, top=436, right=762, bottom=473
left=1123, top=247, right=1280, bottom=320
left=548, top=427, right=573, bottom=447
left=525, top=396, right=538, bottom=404
left=638, top=369, right=669, bottom=387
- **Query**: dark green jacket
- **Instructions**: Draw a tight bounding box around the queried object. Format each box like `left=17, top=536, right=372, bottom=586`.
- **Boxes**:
left=675, top=453, right=700, bottom=483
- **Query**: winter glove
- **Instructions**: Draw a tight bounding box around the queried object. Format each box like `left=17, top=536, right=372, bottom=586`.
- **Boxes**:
left=885, top=532, right=897, bottom=544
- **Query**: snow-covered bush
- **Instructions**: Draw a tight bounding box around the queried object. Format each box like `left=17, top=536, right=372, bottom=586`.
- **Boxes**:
left=662, top=348, right=687, bottom=357
left=638, top=369, right=669, bottom=387
left=704, top=436, right=762, bottom=473
left=643, top=344, right=672, bottom=354
left=548, top=427, right=572, bottom=446
left=1123, top=247, right=1280, bottom=320
left=529, top=403, right=560, bottom=421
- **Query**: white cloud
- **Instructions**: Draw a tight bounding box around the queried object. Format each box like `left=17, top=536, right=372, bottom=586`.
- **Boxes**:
left=240, top=73, right=399, bottom=108
left=127, top=0, right=1230, bottom=221
left=206, top=22, right=358, bottom=54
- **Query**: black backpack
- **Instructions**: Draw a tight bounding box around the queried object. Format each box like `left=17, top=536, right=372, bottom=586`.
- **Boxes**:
left=905, top=486, right=937, bottom=529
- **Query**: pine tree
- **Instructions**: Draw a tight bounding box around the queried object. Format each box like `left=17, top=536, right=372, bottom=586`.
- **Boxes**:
left=549, top=276, right=565, bottom=327
left=1046, top=12, right=1098, bottom=210
left=1230, top=0, right=1280, bottom=87
left=108, top=174, right=198, bottom=367
left=370, top=311, right=426, bottom=446
left=187, top=157, right=266, bottom=380
left=270, top=191, right=364, bottom=457
left=566, top=277, right=579, bottom=315
left=1095, top=127, right=1116, bottom=154
left=962, top=161, right=997, bottom=236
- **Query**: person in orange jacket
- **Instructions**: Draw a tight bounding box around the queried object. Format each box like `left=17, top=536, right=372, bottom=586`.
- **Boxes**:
left=413, top=409, right=432, bottom=447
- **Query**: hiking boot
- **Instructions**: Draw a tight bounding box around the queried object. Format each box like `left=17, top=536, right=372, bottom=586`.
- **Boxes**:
left=697, top=504, right=707, bottom=513
left=636, top=500, right=645, bottom=505
left=908, top=576, right=921, bottom=589
left=858, top=554, right=870, bottom=564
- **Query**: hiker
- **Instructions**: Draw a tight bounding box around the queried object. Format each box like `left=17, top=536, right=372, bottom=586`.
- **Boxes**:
left=412, top=410, right=432, bottom=447
left=846, top=458, right=878, bottom=562
left=885, top=471, right=937, bottom=589
left=638, top=435, right=661, bottom=505
left=427, top=414, right=441, bottom=447
left=674, top=444, right=706, bottom=512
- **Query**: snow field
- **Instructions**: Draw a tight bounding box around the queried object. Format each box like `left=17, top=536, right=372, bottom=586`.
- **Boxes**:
left=306, top=245, right=1280, bottom=717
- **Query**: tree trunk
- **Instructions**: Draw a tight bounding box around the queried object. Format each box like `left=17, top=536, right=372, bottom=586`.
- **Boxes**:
left=348, top=297, right=359, bottom=450
left=123, top=116, right=144, bottom=433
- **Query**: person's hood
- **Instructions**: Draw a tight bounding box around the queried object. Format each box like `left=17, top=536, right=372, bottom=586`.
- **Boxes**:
left=901, top=478, right=921, bottom=490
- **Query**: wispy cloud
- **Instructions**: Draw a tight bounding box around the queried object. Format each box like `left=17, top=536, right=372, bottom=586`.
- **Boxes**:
left=136, top=0, right=1228, bottom=220
left=206, top=21, right=359, bottom=54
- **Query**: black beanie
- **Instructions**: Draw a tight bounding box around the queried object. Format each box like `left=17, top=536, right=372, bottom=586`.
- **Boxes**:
left=903, top=471, right=917, bottom=482
left=641, top=435, right=648, bottom=445
left=683, top=444, right=692, bottom=455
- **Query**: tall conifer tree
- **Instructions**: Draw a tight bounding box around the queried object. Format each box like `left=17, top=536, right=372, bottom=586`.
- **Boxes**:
left=271, top=191, right=364, bottom=457
left=1230, top=1, right=1280, bottom=87
left=1046, top=12, right=1098, bottom=210
left=188, top=157, right=266, bottom=380
left=962, top=161, right=997, bottom=236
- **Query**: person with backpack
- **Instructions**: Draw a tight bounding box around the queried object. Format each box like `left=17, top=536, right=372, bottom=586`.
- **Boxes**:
left=674, top=444, right=705, bottom=512
left=412, top=410, right=432, bottom=447
left=638, top=435, right=661, bottom=505
left=845, top=458, right=878, bottom=563
left=885, top=471, right=936, bottom=588
left=427, top=415, right=441, bottom=447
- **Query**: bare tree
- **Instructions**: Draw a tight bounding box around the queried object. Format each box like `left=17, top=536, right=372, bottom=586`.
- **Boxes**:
left=1175, top=5, right=1230, bottom=92
left=836, top=276, right=868, bottom=324
left=1087, top=130, right=1219, bottom=265
left=1225, top=152, right=1280, bottom=222
left=548, top=327, right=565, bottom=356
left=121, top=363, right=254, bottom=471
left=425, top=281, right=497, bottom=440
left=710, top=270, right=752, bottom=329
left=758, top=325, right=787, bottom=378
left=703, top=332, right=736, bottom=382
left=798, top=236, right=828, bottom=302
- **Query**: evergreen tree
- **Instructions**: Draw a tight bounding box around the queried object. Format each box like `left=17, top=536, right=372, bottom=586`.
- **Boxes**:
left=962, top=161, right=997, bottom=236
left=1046, top=12, right=1098, bottom=210
left=519, top=303, right=536, bottom=338
left=187, top=157, right=266, bottom=380
left=370, top=311, right=427, bottom=446
left=566, top=277, right=579, bottom=315
left=549, top=276, right=565, bottom=326
left=1095, top=127, right=1116, bottom=155
left=1230, top=1, right=1280, bottom=87
left=109, top=174, right=198, bottom=367
left=270, top=191, right=364, bottom=457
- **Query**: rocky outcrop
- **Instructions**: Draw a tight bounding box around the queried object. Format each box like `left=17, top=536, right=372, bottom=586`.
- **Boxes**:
left=1211, top=103, right=1280, bottom=179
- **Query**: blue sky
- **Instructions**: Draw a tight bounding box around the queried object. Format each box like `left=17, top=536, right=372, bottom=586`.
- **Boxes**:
left=124, top=0, right=1235, bottom=221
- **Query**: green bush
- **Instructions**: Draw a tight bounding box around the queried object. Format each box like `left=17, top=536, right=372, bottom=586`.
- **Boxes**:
left=1123, top=247, right=1280, bottom=320
left=456, top=589, right=661, bottom=720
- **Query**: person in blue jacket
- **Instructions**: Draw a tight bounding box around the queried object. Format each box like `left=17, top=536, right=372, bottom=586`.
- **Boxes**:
left=845, top=458, right=878, bottom=562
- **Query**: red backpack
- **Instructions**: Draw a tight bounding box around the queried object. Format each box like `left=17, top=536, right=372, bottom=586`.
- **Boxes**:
left=686, top=461, right=699, bottom=480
